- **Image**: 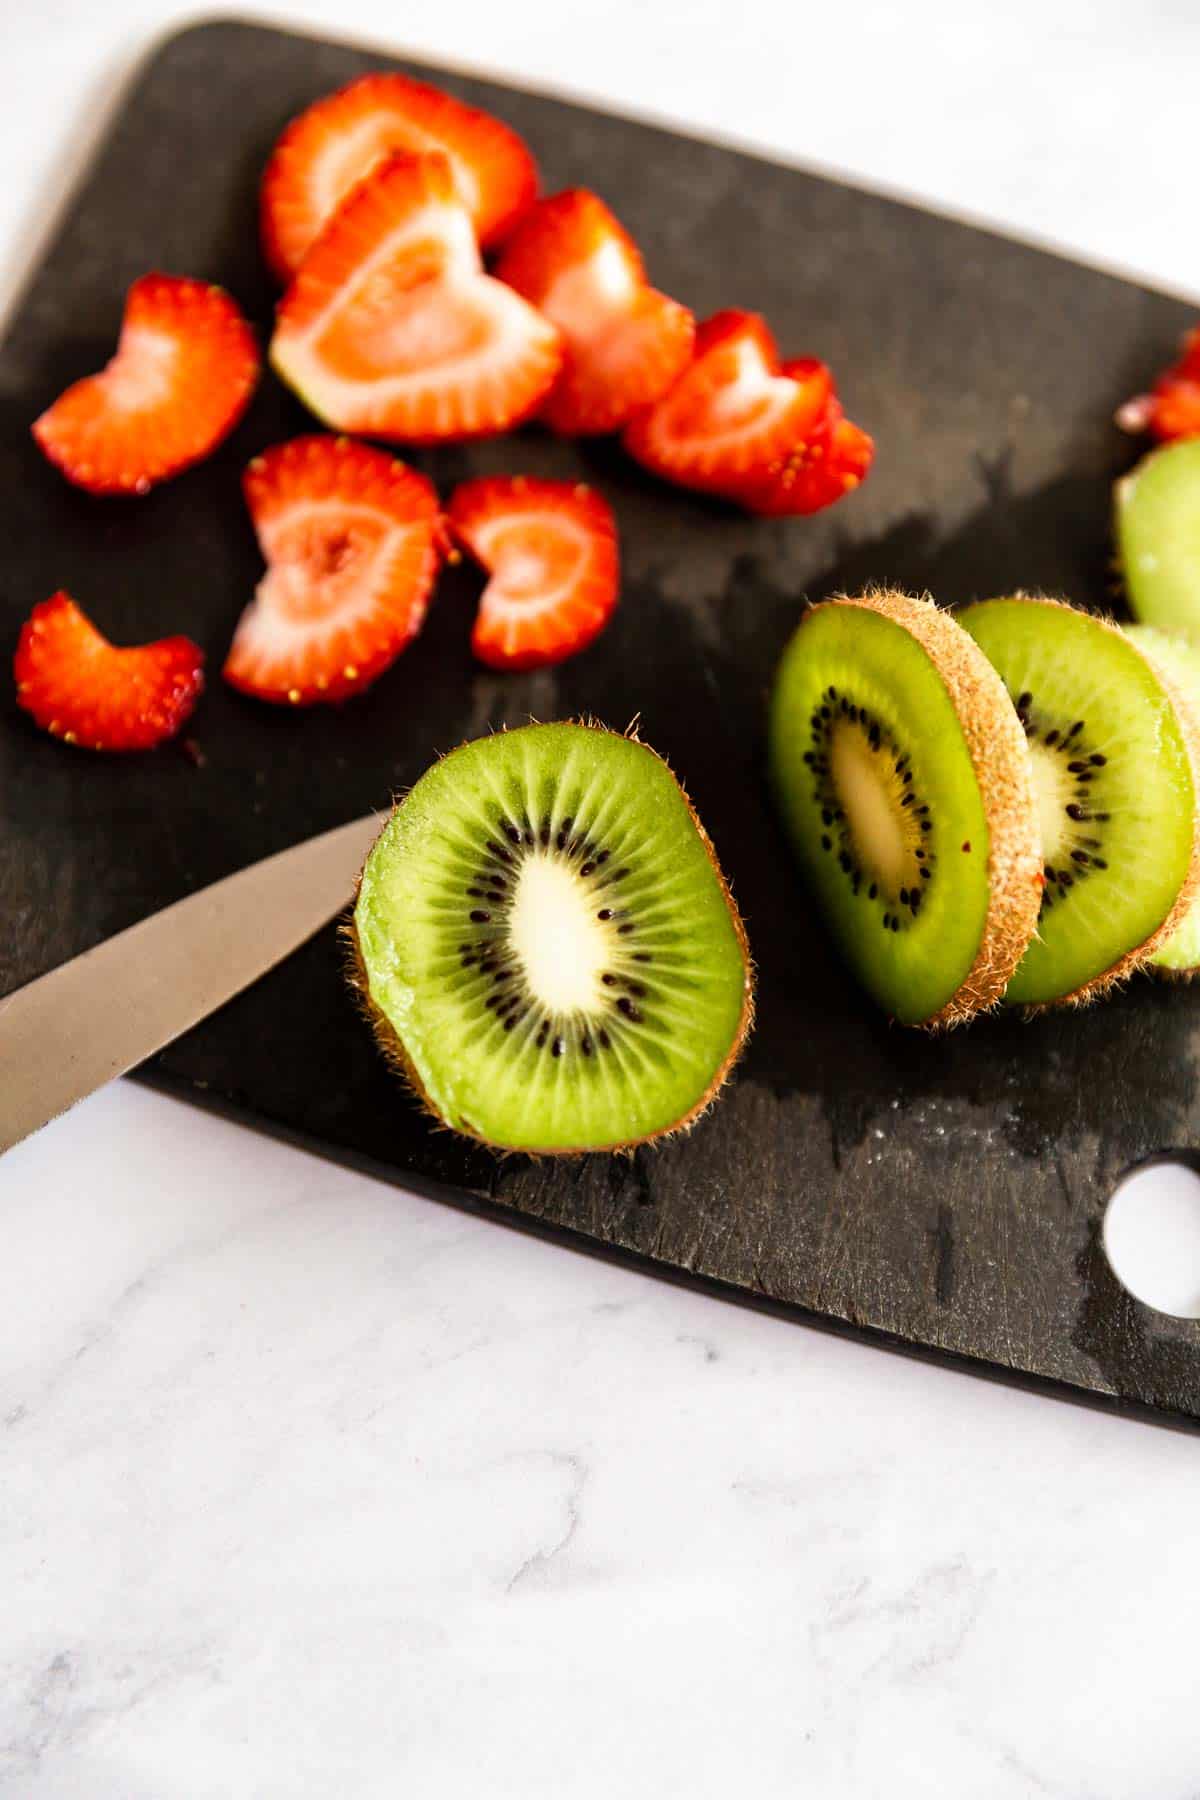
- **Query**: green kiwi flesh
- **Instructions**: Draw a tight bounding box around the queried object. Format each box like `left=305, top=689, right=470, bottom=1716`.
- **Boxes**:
left=1116, top=439, right=1200, bottom=638
left=959, top=597, right=1199, bottom=1005
left=352, top=722, right=753, bottom=1153
left=769, top=590, right=1041, bottom=1027
left=1125, top=624, right=1200, bottom=972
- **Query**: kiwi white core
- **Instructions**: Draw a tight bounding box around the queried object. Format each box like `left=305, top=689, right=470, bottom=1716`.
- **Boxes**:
left=1029, top=741, right=1076, bottom=863
left=510, top=854, right=610, bottom=1013
left=830, top=725, right=910, bottom=892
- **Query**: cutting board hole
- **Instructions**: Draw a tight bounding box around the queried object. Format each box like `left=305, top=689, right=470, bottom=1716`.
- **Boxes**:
left=1103, top=1158, right=1200, bottom=1319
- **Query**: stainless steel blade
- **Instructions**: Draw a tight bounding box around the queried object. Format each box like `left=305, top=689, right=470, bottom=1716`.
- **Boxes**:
left=0, top=810, right=385, bottom=1154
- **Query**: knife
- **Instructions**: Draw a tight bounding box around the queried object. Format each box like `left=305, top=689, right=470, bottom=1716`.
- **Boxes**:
left=0, top=810, right=384, bottom=1155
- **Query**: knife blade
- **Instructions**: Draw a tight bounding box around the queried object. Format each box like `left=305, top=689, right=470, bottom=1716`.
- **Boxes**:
left=0, top=810, right=385, bottom=1155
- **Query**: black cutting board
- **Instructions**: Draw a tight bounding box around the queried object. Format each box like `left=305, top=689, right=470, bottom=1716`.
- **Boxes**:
left=4, top=19, right=1200, bottom=1431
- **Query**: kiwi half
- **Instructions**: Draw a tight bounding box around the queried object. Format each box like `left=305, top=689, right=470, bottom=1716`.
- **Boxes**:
left=351, top=722, right=753, bottom=1153
left=959, top=596, right=1200, bottom=1006
left=1125, top=624, right=1200, bottom=974
left=1115, top=439, right=1200, bottom=637
left=769, top=589, right=1042, bottom=1027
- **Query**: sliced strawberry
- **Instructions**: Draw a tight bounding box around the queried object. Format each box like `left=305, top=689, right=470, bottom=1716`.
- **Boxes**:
left=223, top=436, right=443, bottom=705
left=731, top=361, right=875, bottom=515
left=624, top=317, right=873, bottom=514
left=271, top=152, right=561, bottom=444
left=1116, top=325, right=1200, bottom=442
left=494, top=189, right=694, bottom=435
left=736, top=409, right=876, bottom=515
left=261, top=71, right=539, bottom=283
left=740, top=408, right=875, bottom=515
left=32, top=274, right=259, bottom=496
left=14, top=593, right=203, bottom=751
left=622, top=310, right=833, bottom=498
left=447, top=476, right=619, bottom=670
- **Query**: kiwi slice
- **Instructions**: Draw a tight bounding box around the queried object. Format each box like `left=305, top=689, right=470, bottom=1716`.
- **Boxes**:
left=768, top=589, right=1041, bottom=1027
left=1115, top=439, right=1200, bottom=637
left=351, top=722, right=753, bottom=1153
left=1125, top=624, right=1200, bottom=973
left=959, top=596, right=1200, bottom=1005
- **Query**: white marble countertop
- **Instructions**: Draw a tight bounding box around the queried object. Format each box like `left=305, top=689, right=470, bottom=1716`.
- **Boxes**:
left=4, top=4, right=1200, bottom=1794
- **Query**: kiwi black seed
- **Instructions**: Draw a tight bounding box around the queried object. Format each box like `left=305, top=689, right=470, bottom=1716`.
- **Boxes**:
left=350, top=721, right=754, bottom=1153
left=959, top=596, right=1200, bottom=1005
left=769, top=588, right=1042, bottom=1026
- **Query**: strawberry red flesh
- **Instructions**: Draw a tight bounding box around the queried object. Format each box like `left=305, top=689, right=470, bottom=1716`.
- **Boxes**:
left=14, top=593, right=204, bottom=752
left=623, top=310, right=829, bottom=496
left=270, top=152, right=561, bottom=444
left=730, top=361, right=875, bottom=516
left=223, top=435, right=443, bottom=705
left=623, top=311, right=872, bottom=514
left=737, top=408, right=876, bottom=515
left=260, top=71, right=539, bottom=283
left=495, top=189, right=694, bottom=435
left=1117, top=325, right=1200, bottom=443
left=32, top=274, right=259, bottom=496
left=447, top=476, right=619, bottom=670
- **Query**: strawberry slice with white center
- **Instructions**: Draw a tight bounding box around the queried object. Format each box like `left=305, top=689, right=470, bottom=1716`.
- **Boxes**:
left=447, top=476, right=619, bottom=670
left=15, top=593, right=204, bottom=751
left=260, top=71, right=539, bottom=283
left=495, top=189, right=694, bottom=435
left=224, top=436, right=443, bottom=705
left=622, top=310, right=836, bottom=499
left=270, top=152, right=561, bottom=444
left=32, top=274, right=259, bottom=496
left=726, top=359, right=875, bottom=516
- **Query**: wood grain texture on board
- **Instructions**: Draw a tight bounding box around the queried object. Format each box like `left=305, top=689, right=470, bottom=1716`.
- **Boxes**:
left=2, top=19, right=1199, bottom=1427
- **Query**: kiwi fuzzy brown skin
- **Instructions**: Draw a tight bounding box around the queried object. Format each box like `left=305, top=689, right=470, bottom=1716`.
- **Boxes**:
left=823, top=588, right=1043, bottom=1028
left=345, top=719, right=756, bottom=1158
left=973, top=594, right=1200, bottom=1011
